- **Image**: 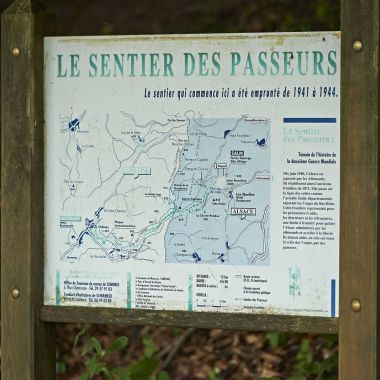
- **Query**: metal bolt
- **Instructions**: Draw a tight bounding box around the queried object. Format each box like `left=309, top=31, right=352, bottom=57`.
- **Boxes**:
left=11, top=287, right=20, bottom=298
left=351, top=299, right=361, bottom=312
left=353, top=40, right=363, bottom=52
left=12, top=47, right=20, bottom=57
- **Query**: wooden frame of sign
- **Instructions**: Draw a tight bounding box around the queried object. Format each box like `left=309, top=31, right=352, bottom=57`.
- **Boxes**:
left=1, top=0, right=378, bottom=378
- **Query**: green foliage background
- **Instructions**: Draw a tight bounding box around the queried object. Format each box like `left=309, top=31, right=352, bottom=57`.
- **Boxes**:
left=1, top=0, right=339, bottom=35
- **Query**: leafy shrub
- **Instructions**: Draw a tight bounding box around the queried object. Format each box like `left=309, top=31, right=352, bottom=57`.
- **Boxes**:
left=78, top=333, right=170, bottom=380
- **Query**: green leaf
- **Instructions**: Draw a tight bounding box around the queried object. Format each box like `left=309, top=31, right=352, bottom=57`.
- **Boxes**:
left=208, top=372, right=219, bottom=380
left=299, top=339, right=310, bottom=354
left=323, top=334, right=339, bottom=350
left=82, top=357, right=111, bottom=379
left=81, top=337, right=104, bottom=357
left=311, top=361, right=322, bottom=374
left=101, top=367, right=113, bottom=380
left=111, top=367, right=131, bottom=380
left=295, top=338, right=314, bottom=376
left=73, top=326, right=87, bottom=351
left=315, top=355, right=338, bottom=379
left=265, top=332, right=288, bottom=349
left=142, top=335, right=158, bottom=358
left=79, top=372, right=91, bottom=380
left=84, top=357, right=106, bottom=376
left=287, top=377, right=306, bottom=380
left=84, top=356, right=98, bottom=371
left=157, top=372, right=171, bottom=380
left=127, top=357, right=159, bottom=378
left=105, top=336, right=129, bottom=357
left=56, top=360, right=67, bottom=374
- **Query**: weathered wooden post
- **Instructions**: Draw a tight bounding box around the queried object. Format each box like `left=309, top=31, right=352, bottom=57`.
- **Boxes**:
left=1, top=0, right=55, bottom=378
left=339, top=0, right=380, bottom=378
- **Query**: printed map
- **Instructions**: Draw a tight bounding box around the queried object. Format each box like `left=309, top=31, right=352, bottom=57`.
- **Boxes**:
left=57, top=111, right=271, bottom=266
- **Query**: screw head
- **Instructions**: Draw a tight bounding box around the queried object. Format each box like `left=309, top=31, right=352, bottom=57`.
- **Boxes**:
left=353, top=40, right=363, bottom=52
left=11, top=288, right=20, bottom=299
left=12, top=47, right=20, bottom=57
left=351, top=299, right=361, bottom=312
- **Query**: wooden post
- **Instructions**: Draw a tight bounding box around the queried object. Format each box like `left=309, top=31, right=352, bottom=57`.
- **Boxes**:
left=1, top=0, right=55, bottom=378
left=340, top=0, right=379, bottom=378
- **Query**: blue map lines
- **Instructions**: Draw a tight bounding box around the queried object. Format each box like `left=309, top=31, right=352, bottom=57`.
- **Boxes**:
left=165, top=116, right=271, bottom=266
left=57, top=111, right=270, bottom=267
left=68, top=118, right=80, bottom=132
left=192, top=252, right=201, bottom=262
left=256, top=138, right=266, bottom=147
left=59, top=109, right=87, bottom=209
left=224, top=129, right=231, bottom=139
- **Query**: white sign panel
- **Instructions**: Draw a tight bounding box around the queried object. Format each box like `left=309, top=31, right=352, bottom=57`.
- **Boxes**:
left=44, top=32, right=340, bottom=317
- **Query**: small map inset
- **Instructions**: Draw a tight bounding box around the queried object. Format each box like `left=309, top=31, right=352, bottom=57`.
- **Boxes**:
left=165, top=116, right=271, bottom=266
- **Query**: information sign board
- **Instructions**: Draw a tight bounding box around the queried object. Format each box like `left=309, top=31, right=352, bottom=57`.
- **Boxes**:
left=44, top=32, right=340, bottom=317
